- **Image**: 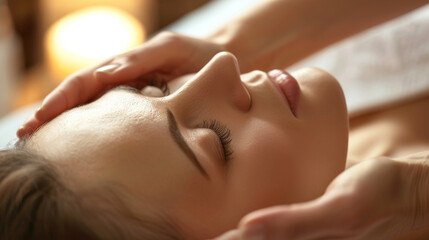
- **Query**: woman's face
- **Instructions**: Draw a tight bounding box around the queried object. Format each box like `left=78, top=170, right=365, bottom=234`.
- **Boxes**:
left=28, top=52, right=348, bottom=238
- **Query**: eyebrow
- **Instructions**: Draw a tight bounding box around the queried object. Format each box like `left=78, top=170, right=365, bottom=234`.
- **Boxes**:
left=167, top=109, right=209, bottom=179
left=111, top=87, right=209, bottom=179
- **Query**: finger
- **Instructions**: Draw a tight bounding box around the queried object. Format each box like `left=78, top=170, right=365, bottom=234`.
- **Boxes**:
left=211, top=229, right=241, bottom=240
left=17, top=115, right=42, bottom=138
left=35, top=66, right=106, bottom=123
left=94, top=43, right=181, bottom=84
left=94, top=32, right=196, bottom=84
left=33, top=61, right=155, bottom=127
left=32, top=50, right=156, bottom=128
left=239, top=193, right=357, bottom=240
left=35, top=32, right=193, bottom=125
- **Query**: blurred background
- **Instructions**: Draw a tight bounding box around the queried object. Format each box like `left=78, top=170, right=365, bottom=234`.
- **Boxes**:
left=0, top=0, right=213, bottom=117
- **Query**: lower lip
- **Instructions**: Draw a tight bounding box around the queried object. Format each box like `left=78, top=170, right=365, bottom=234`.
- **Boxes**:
left=267, top=69, right=300, bottom=116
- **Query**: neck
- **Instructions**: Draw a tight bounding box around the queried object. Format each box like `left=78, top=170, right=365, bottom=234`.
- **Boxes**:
left=347, top=94, right=429, bottom=167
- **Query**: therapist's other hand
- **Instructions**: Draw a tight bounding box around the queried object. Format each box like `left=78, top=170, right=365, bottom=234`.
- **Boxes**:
left=215, top=156, right=429, bottom=240
left=17, top=32, right=224, bottom=138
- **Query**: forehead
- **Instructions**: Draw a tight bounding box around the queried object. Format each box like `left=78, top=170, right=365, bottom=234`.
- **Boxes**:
left=27, top=89, right=168, bottom=166
left=25, top=89, right=200, bottom=200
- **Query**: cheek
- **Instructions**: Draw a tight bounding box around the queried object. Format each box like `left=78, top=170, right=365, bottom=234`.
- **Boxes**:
left=226, top=121, right=303, bottom=215
left=295, top=116, right=347, bottom=199
left=227, top=118, right=346, bottom=213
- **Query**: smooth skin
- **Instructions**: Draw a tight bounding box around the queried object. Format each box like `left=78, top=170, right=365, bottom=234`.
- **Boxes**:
left=217, top=154, right=429, bottom=240
left=18, top=0, right=429, bottom=239
left=26, top=53, right=348, bottom=239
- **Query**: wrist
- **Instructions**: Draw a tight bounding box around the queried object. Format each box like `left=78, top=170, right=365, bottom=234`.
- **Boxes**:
left=205, top=21, right=255, bottom=72
left=204, top=1, right=332, bottom=72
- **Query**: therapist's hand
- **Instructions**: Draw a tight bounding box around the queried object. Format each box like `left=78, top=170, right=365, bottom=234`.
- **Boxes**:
left=215, top=155, right=429, bottom=240
left=17, top=31, right=225, bottom=138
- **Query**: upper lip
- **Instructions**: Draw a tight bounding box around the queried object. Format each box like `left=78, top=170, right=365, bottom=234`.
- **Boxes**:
left=240, top=71, right=297, bottom=117
left=266, top=70, right=300, bottom=117
left=265, top=72, right=294, bottom=114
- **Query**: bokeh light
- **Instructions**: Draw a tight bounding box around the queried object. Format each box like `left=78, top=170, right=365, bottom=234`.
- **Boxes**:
left=45, top=6, right=144, bottom=82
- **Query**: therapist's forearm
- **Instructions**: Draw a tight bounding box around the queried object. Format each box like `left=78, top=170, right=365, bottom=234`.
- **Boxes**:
left=207, top=0, right=427, bottom=72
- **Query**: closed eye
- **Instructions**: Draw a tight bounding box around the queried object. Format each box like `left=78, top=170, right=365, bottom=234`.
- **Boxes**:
left=201, top=119, right=233, bottom=163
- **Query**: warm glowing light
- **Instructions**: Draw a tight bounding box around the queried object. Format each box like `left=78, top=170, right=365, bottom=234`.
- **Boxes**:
left=45, top=6, right=144, bottom=82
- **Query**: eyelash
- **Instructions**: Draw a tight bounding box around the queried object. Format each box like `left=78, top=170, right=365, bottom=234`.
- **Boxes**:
left=201, top=120, right=233, bottom=162
left=149, top=77, right=170, bottom=95
left=129, top=80, right=232, bottom=162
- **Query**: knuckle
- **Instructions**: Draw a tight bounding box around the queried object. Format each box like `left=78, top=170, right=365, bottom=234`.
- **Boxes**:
left=65, top=75, right=84, bottom=106
left=122, top=52, right=138, bottom=63
left=157, top=31, right=185, bottom=46
left=108, top=45, right=142, bottom=64
left=158, top=31, right=179, bottom=39
left=65, top=68, right=85, bottom=81
left=108, top=51, right=137, bottom=65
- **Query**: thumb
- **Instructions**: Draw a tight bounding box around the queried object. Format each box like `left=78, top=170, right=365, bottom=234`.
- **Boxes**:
left=238, top=193, right=352, bottom=240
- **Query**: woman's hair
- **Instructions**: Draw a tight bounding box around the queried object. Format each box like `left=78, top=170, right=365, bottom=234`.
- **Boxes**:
left=0, top=144, right=185, bottom=240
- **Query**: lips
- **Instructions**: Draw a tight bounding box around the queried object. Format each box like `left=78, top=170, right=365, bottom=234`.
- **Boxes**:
left=267, top=69, right=300, bottom=116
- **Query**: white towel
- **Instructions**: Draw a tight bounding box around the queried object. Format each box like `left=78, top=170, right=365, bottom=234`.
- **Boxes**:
left=289, top=4, right=429, bottom=116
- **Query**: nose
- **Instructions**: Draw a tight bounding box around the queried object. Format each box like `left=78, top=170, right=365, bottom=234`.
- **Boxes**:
left=169, top=52, right=252, bottom=114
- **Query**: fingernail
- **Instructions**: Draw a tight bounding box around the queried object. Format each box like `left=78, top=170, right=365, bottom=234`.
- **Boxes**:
left=242, top=224, right=266, bottom=240
left=95, top=64, right=120, bottom=75
left=268, top=69, right=283, bottom=78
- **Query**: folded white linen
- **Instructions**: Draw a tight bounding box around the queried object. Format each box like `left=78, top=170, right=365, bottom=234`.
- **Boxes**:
left=289, top=4, right=429, bottom=117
